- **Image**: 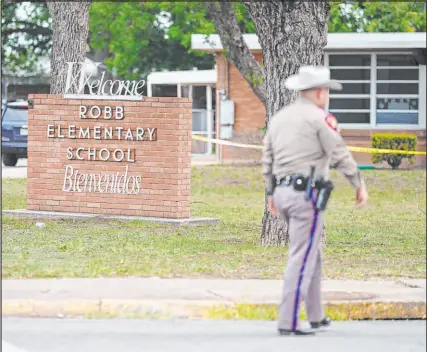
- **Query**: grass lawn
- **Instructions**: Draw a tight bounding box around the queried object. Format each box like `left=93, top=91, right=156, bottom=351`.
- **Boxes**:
left=2, top=166, right=426, bottom=279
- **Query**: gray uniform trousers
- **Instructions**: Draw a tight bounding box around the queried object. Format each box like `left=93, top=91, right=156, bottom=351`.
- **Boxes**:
left=273, top=185, right=325, bottom=331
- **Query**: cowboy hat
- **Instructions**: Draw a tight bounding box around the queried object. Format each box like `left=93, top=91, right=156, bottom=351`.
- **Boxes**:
left=284, top=65, right=342, bottom=91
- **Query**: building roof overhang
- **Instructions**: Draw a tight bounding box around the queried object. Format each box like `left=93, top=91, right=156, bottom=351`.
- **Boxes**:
left=147, top=69, right=217, bottom=86
left=191, top=32, right=427, bottom=53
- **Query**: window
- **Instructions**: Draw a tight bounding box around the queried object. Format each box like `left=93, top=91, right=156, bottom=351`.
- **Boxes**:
left=331, top=112, right=370, bottom=124
left=376, top=54, right=419, bottom=125
left=192, top=86, right=207, bottom=109
left=377, top=69, right=418, bottom=81
left=327, top=52, right=423, bottom=127
left=328, top=54, right=371, bottom=124
left=329, top=55, right=371, bottom=67
left=329, top=99, right=370, bottom=110
left=181, top=86, right=191, bottom=98
left=151, top=84, right=177, bottom=97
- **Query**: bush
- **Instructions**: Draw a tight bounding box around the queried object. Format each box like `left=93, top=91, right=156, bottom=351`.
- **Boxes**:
left=371, top=133, right=417, bottom=169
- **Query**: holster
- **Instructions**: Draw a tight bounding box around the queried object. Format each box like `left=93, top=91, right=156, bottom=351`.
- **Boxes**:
left=314, top=180, right=334, bottom=211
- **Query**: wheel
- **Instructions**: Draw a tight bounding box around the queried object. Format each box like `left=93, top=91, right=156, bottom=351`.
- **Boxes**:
left=3, top=154, right=18, bottom=166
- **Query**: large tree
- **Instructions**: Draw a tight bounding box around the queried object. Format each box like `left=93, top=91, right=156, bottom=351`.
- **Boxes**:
left=206, top=1, right=330, bottom=245
left=46, top=1, right=91, bottom=94
left=2, top=2, right=425, bottom=77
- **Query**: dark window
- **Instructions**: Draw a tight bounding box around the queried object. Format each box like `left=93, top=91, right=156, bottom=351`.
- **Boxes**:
left=377, top=83, right=419, bottom=95
left=338, top=83, right=371, bottom=95
left=330, top=69, right=371, bottom=80
left=192, top=86, right=207, bottom=109
left=333, top=112, right=370, bottom=124
left=329, top=98, right=370, bottom=110
left=377, top=68, right=419, bottom=81
left=2, top=107, right=28, bottom=122
left=377, top=54, right=418, bottom=67
left=329, top=55, right=371, bottom=67
left=151, top=84, right=177, bottom=97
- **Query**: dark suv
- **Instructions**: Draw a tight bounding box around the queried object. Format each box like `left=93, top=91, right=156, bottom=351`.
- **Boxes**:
left=1, top=101, right=28, bottom=166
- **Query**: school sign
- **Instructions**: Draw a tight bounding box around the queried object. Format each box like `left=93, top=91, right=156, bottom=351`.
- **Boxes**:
left=26, top=62, right=192, bottom=219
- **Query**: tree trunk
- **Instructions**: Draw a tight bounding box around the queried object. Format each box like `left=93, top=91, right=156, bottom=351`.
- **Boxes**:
left=47, top=1, right=91, bottom=94
left=243, top=1, right=330, bottom=245
left=261, top=197, right=288, bottom=246
left=206, top=1, right=329, bottom=246
left=205, top=2, right=266, bottom=104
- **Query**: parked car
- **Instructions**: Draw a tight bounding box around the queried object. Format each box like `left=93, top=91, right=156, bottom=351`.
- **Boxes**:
left=1, top=101, right=28, bottom=166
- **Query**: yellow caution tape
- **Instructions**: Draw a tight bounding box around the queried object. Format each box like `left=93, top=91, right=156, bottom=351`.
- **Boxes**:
left=347, top=146, right=426, bottom=155
left=192, top=135, right=426, bottom=155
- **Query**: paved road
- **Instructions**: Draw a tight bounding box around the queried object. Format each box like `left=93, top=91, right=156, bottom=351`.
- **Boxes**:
left=2, top=159, right=27, bottom=178
left=2, top=318, right=426, bottom=352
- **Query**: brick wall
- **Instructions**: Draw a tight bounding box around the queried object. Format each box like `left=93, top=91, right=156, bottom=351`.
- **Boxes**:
left=216, top=54, right=265, bottom=163
left=26, top=94, right=192, bottom=218
left=215, top=57, right=426, bottom=168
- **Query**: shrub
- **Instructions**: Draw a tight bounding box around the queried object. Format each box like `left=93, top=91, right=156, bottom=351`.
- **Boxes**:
left=371, top=133, right=417, bottom=169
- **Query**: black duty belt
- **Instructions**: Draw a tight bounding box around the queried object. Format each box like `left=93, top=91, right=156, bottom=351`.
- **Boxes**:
left=276, top=174, right=328, bottom=192
left=275, top=173, right=335, bottom=211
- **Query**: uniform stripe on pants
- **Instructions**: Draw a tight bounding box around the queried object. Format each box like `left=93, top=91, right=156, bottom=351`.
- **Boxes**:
left=291, top=206, right=319, bottom=331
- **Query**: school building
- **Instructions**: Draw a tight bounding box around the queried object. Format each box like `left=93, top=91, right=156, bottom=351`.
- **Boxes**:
left=148, top=32, right=427, bottom=167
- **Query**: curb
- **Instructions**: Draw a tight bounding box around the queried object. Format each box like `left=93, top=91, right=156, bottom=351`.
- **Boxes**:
left=2, top=299, right=426, bottom=320
left=2, top=210, right=220, bottom=226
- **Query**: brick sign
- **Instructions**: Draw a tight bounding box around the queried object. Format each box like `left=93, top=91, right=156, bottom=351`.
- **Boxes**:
left=27, top=94, right=192, bottom=218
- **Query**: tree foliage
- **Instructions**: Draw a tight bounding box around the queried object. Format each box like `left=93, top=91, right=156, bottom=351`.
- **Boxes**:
left=1, top=1, right=51, bottom=74
left=328, top=1, right=426, bottom=33
left=88, top=2, right=255, bottom=80
left=89, top=2, right=227, bottom=80
left=1, top=1, right=425, bottom=76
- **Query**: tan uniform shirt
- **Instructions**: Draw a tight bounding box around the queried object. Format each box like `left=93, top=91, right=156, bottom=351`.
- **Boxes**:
left=262, top=96, right=362, bottom=193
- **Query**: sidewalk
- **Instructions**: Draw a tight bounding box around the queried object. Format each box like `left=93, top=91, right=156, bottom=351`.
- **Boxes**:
left=2, top=278, right=426, bottom=320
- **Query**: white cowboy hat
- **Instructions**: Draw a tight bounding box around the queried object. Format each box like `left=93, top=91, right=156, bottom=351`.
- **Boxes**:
left=285, top=65, right=342, bottom=91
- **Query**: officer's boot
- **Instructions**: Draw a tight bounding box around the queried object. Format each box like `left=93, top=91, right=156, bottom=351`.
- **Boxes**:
left=278, top=329, right=315, bottom=336
left=310, top=316, right=332, bottom=329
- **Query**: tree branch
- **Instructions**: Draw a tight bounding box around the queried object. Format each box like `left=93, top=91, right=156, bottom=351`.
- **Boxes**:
left=205, top=1, right=266, bottom=106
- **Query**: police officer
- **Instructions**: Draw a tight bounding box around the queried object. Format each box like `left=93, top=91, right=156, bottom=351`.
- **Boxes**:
left=262, top=66, right=368, bottom=336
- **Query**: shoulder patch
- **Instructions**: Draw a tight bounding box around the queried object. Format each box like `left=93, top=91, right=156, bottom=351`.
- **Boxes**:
left=325, top=113, right=340, bottom=132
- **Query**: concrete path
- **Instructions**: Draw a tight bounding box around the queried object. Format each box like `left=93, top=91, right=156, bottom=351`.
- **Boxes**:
left=2, top=277, right=426, bottom=319
left=2, top=159, right=27, bottom=178
left=2, top=277, right=426, bottom=302
left=3, top=318, right=426, bottom=352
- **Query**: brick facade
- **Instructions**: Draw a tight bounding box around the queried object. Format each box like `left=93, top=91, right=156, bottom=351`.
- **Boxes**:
left=26, top=94, right=192, bottom=218
left=215, top=56, right=426, bottom=168
left=216, top=54, right=265, bottom=164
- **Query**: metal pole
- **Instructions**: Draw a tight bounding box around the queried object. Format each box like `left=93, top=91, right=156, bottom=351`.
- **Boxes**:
left=206, top=85, right=213, bottom=155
